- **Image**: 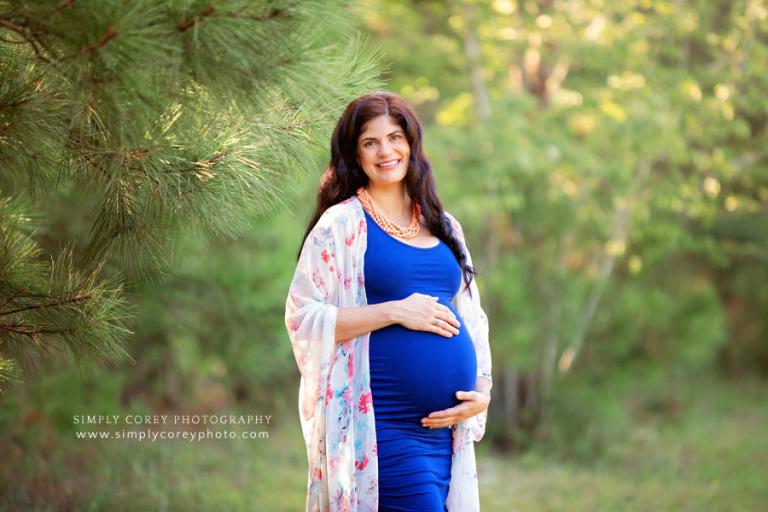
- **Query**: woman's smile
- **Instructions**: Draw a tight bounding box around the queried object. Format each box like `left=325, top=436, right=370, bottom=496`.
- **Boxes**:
left=376, top=158, right=401, bottom=171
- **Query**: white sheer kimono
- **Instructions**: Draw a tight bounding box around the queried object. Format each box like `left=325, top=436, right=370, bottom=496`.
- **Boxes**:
left=285, top=194, right=493, bottom=511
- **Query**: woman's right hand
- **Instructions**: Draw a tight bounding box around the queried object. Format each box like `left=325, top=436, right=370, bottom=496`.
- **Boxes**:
left=391, top=293, right=461, bottom=337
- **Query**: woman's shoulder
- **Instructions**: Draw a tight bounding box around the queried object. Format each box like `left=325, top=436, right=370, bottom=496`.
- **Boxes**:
left=314, top=196, right=363, bottom=232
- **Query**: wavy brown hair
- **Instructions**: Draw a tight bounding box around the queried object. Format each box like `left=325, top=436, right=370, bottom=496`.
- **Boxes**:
left=296, top=91, right=477, bottom=295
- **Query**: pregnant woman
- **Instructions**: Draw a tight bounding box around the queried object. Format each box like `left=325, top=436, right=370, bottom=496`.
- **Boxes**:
left=363, top=187, right=478, bottom=510
left=285, top=91, right=492, bottom=512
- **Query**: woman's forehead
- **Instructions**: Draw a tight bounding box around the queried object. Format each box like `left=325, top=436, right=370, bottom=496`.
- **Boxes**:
left=359, top=115, right=402, bottom=139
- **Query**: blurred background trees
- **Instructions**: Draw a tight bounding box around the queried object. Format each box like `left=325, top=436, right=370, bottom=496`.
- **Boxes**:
left=357, top=0, right=767, bottom=449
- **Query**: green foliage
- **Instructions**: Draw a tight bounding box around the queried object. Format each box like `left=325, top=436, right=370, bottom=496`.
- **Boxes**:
left=592, top=272, right=725, bottom=372
left=358, top=0, right=768, bottom=391
left=0, top=197, right=133, bottom=391
left=0, top=0, right=382, bottom=386
left=124, top=204, right=307, bottom=406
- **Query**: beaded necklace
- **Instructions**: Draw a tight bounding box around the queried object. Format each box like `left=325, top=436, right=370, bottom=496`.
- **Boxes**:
left=355, top=186, right=422, bottom=239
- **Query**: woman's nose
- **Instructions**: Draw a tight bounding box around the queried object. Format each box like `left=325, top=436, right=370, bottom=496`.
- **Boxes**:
left=378, top=142, right=394, bottom=156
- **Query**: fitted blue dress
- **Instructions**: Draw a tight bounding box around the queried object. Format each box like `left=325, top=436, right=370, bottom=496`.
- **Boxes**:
left=363, top=209, right=478, bottom=512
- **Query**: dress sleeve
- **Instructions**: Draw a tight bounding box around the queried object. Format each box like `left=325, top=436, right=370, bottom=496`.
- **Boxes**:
left=284, top=216, right=340, bottom=426
left=446, top=212, right=493, bottom=442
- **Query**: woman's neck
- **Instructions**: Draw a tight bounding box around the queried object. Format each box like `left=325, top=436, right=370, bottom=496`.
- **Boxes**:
left=366, top=183, right=411, bottom=222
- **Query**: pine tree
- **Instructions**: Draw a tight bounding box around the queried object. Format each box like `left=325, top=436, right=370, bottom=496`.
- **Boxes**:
left=0, top=0, right=382, bottom=388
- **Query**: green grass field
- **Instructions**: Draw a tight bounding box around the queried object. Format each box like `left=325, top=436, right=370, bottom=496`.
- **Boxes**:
left=479, top=374, right=768, bottom=512
left=1, top=373, right=766, bottom=511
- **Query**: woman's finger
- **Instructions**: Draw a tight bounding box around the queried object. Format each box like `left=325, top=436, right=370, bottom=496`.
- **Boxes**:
left=437, top=315, right=460, bottom=332
left=431, top=319, right=457, bottom=337
left=432, top=323, right=454, bottom=337
left=436, top=305, right=460, bottom=328
left=429, top=305, right=458, bottom=329
left=421, top=417, right=461, bottom=428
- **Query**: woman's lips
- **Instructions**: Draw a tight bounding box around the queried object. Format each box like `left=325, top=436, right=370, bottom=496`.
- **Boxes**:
left=376, top=159, right=401, bottom=171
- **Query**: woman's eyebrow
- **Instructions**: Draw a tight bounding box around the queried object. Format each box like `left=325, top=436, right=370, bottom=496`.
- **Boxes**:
left=360, top=130, right=403, bottom=142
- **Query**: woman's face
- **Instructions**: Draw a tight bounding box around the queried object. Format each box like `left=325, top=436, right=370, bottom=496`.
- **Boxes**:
left=356, top=115, right=411, bottom=188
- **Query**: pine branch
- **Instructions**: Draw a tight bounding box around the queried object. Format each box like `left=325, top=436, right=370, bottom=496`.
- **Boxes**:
left=0, top=324, right=77, bottom=336
left=178, top=5, right=216, bottom=33
left=0, top=201, right=133, bottom=385
left=81, top=25, right=118, bottom=55
left=0, top=17, right=52, bottom=62
left=0, top=355, right=21, bottom=390
left=0, top=292, right=92, bottom=317
left=0, top=0, right=382, bottom=384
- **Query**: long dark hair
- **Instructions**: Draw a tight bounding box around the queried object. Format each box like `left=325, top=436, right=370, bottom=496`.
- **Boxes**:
left=296, top=91, right=477, bottom=294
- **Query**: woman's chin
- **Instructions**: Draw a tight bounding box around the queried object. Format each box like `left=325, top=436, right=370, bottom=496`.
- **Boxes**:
left=371, top=172, right=407, bottom=186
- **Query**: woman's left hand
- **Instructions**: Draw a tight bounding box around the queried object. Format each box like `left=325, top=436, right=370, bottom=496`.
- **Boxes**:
left=420, top=391, right=490, bottom=429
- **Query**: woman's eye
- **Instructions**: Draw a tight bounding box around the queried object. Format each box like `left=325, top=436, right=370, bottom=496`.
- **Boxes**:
left=392, top=134, right=402, bottom=140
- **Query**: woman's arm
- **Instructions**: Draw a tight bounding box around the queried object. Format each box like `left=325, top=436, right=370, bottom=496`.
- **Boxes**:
left=336, top=294, right=462, bottom=343
left=475, top=376, right=491, bottom=397
left=335, top=302, right=398, bottom=342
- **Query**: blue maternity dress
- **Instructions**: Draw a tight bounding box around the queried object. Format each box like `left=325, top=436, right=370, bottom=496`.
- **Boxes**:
left=363, top=209, right=478, bottom=512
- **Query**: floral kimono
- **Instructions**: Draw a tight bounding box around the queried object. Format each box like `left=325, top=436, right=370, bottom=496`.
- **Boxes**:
left=285, top=195, right=493, bottom=512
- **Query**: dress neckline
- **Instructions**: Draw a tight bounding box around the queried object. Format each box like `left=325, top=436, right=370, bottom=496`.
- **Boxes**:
left=363, top=208, right=441, bottom=250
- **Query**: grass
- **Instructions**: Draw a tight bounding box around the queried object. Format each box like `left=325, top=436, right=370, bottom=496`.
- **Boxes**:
left=1, top=371, right=766, bottom=511
left=479, top=373, right=768, bottom=512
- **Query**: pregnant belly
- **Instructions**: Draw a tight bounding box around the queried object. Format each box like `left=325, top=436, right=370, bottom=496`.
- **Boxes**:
left=369, top=320, right=477, bottom=424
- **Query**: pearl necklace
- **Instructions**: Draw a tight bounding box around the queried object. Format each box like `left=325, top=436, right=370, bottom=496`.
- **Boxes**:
left=356, top=187, right=422, bottom=239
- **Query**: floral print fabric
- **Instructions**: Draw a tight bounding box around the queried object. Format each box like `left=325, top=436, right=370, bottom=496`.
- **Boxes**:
left=285, top=195, right=492, bottom=512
